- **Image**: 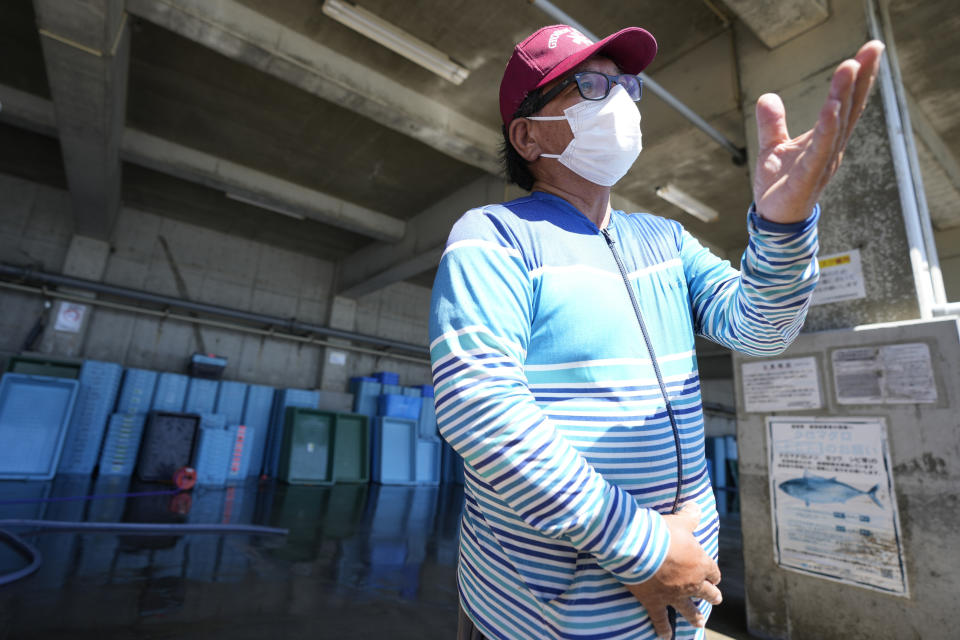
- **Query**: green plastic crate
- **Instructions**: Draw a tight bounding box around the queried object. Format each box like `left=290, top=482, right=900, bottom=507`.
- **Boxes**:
left=332, top=413, right=370, bottom=484
left=279, top=408, right=334, bottom=485
left=6, top=355, right=81, bottom=379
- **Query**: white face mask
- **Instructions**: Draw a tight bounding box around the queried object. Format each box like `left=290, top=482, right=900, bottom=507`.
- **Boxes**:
left=528, top=84, right=642, bottom=187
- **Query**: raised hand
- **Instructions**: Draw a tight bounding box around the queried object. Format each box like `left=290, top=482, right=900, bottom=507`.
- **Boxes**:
left=753, top=40, right=885, bottom=224
left=623, top=502, right=722, bottom=639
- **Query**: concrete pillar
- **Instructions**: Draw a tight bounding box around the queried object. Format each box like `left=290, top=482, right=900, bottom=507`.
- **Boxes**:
left=33, top=0, right=129, bottom=240
left=737, top=0, right=921, bottom=332
left=38, top=234, right=110, bottom=357
left=730, top=1, right=950, bottom=638
left=315, top=296, right=358, bottom=391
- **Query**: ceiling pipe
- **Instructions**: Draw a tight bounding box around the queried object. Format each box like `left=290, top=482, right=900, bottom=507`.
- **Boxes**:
left=528, top=0, right=747, bottom=165
left=0, top=263, right=428, bottom=357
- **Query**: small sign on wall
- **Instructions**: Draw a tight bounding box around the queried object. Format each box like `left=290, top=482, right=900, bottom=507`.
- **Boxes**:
left=811, top=249, right=867, bottom=306
left=832, top=342, right=937, bottom=404
left=741, top=356, right=822, bottom=412
left=53, top=302, right=88, bottom=333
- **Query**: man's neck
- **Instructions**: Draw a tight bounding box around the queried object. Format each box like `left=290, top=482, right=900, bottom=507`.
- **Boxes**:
left=531, top=179, right=612, bottom=229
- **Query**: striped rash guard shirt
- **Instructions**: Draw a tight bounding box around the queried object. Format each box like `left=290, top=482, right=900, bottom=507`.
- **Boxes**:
left=429, top=191, right=819, bottom=640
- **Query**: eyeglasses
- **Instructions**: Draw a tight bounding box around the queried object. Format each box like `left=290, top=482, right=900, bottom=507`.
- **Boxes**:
left=530, top=71, right=642, bottom=113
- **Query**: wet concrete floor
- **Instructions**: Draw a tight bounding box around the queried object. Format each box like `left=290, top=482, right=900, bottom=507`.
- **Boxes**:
left=0, top=478, right=751, bottom=639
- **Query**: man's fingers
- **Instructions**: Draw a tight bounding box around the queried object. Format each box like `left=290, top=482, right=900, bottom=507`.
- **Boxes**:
left=705, top=559, right=722, bottom=586
left=672, top=598, right=706, bottom=629
left=841, top=40, right=885, bottom=148
left=756, top=93, right=789, bottom=151
left=677, top=501, right=701, bottom=529
left=698, top=580, right=723, bottom=605
left=645, top=602, right=673, bottom=640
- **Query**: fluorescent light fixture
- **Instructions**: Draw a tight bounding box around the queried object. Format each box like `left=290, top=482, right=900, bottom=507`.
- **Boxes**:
left=655, top=183, right=719, bottom=223
left=225, top=192, right=305, bottom=220
left=322, top=0, right=469, bottom=85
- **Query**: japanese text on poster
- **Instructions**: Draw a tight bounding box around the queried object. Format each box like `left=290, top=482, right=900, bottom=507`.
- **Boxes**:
left=811, top=249, right=867, bottom=306
left=767, top=416, right=907, bottom=595
left=832, top=343, right=937, bottom=405
left=742, top=357, right=821, bottom=413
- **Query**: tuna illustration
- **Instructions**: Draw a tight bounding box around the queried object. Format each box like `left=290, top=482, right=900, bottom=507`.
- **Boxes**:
left=778, top=470, right=883, bottom=508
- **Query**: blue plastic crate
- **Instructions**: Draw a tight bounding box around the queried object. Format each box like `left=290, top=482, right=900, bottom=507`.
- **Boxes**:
left=185, top=378, right=219, bottom=414
left=224, top=424, right=255, bottom=484
left=0, top=374, right=79, bottom=480
left=263, top=388, right=319, bottom=478
left=377, top=394, right=421, bottom=420
left=417, top=397, right=438, bottom=440
left=194, top=427, right=234, bottom=487
left=216, top=381, right=248, bottom=425
left=416, top=385, right=434, bottom=398
left=242, top=384, right=274, bottom=477
left=199, top=412, right=227, bottom=430
left=371, top=417, right=418, bottom=485
left=152, top=372, right=188, bottom=412
left=98, top=412, right=148, bottom=476
left=401, top=386, right=422, bottom=398
left=373, top=371, right=399, bottom=385
left=115, top=368, right=158, bottom=414
left=57, top=360, right=123, bottom=475
left=441, top=440, right=465, bottom=485
left=416, top=439, right=441, bottom=486
left=350, top=377, right=382, bottom=417
left=381, top=383, right=402, bottom=396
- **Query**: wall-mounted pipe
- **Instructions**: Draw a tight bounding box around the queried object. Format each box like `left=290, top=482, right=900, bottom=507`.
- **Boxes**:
left=865, top=0, right=937, bottom=319
left=528, top=0, right=747, bottom=165
left=0, top=263, right=429, bottom=357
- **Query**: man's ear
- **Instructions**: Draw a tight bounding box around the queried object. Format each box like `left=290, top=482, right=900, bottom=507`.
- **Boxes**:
left=508, top=118, right=542, bottom=162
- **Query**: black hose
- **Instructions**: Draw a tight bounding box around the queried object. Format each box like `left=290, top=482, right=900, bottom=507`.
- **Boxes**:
left=0, top=528, right=43, bottom=586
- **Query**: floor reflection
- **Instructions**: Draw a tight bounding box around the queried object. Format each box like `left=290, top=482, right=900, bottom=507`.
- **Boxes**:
left=0, top=479, right=465, bottom=639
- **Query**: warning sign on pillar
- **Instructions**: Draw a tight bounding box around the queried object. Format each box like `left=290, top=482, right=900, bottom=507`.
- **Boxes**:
left=810, top=249, right=867, bottom=306
left=53, top=302, right=88, bottom=333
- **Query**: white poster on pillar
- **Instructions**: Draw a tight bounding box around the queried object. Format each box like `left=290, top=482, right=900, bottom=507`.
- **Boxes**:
left=767, top=416, right=907, bottom=595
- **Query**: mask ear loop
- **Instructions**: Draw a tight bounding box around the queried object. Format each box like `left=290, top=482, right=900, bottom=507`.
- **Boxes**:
left=525, top=115, right=569, bottom=160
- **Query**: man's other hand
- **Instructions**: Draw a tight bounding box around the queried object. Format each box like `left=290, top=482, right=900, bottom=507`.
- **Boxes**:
left=753, top=40, right=885, bottom=224
left=624, top=502, right=722, bottom=639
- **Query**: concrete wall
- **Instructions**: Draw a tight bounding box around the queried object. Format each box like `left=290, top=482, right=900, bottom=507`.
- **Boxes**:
left=732, top=318, right=960, bottom=639
left=0, top=171, right=432, bottom=389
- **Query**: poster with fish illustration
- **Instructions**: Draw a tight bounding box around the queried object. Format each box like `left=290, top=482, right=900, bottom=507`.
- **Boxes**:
left=767, top=416, right=907, bottom=595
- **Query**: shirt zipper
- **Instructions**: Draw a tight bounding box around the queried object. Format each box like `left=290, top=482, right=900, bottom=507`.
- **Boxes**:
left=601, top=227, right=684, bottom=516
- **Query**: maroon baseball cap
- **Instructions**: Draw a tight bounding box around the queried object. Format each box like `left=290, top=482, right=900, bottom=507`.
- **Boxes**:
left=499, top=25, right=657, bottom=125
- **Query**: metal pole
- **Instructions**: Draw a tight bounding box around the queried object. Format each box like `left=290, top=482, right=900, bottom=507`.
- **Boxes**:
left=0, top=263, right=429, bottom=356
left=865, top=0, right=936, bottom=319
left=877, top=0, right=947, bottom=306
left=527, top=0, right=747, bottom=165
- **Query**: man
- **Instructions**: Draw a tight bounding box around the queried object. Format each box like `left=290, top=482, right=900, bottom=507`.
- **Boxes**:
left=429, top=24, right=882, bottom=640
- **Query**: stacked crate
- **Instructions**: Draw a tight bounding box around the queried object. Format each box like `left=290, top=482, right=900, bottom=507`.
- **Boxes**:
left=98, top=369, right=157, bottom=476
left=367, top=373, right=441, bottom=486
left=57, top=360, right=123, bottom=475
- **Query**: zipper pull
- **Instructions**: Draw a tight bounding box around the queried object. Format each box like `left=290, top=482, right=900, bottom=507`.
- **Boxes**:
left=600, top=228, right=614, bottom=245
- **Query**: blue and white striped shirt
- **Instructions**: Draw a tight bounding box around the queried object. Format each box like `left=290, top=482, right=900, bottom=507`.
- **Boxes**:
left=429, top=191, right=819, bottom=639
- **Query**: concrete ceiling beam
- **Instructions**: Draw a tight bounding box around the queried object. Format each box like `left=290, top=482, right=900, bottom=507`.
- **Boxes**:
left=0, top=85, right=406, bottom=242
left=723, top=0, right=829, bottom=49
left=125, top=0, right=501, bottom=175
left=33, top=0, right=129, bottom=240
left=122, top=130, right=406, bottom=241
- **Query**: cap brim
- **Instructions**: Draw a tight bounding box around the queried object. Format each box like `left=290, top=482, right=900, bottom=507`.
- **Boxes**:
left=534, top=27, right=657, bottom=91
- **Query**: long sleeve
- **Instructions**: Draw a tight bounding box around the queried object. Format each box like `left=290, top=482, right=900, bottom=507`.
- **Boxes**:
left=682, top=205, right=820, bottom=356
left=429, top=208, right=671, bottom=598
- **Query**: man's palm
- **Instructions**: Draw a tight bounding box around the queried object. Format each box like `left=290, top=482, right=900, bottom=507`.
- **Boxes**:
left=753, top=41, right=885, bottom=224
